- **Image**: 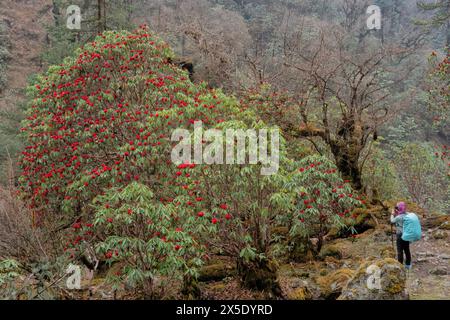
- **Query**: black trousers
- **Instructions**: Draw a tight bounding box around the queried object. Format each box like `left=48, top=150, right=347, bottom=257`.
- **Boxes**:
left=396, top=233, right=411, bottom=265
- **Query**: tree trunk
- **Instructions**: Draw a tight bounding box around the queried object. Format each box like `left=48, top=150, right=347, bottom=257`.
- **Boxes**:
left=317, top=234, right=323, bottom=254
left=446, top=0, right=450, bottom=48
left=97, top=0, right=106, bottom=32
left=331, top=145, right=363, bottom=191
left=289, top=235, right=316, bottom=262
left=142, top=278, right=155, bottom=299
left=181, top=274, right=201, bottom=299
left=237, top=256, right=281, bottom=297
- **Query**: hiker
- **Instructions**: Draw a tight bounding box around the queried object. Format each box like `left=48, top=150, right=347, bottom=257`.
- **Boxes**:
left=390, top=202, right=412, bottom=270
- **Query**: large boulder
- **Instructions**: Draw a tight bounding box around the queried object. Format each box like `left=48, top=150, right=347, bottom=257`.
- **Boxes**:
left=198, top=263, right=236, bottom=282
left=338, top=258, right=408, bottom=300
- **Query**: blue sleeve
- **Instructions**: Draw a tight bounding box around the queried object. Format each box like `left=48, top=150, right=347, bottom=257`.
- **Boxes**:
left=390, top=214, right=401, bottom=224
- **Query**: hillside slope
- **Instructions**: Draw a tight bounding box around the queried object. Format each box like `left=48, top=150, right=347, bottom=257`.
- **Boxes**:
left=0, top=0, right=52, bottom=111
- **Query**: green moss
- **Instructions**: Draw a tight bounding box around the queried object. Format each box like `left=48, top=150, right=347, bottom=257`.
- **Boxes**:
left=198, top=263, right=235, bottom=282
left=316, top=268, right=355, bottom=299
left=319, top=268, right=328, bottom=276
left=209, top=283, right=226, bottom=291
left=380, top=245, right=395, bottom=259
left=431, top=230, right=448, bottom=239
left=377, top=257, right=399, bottom=266
left=289, top=236, right=316, bottom=262
left=288, top=287, right=312, bottom=300
left=319, top=244, right=343, bottom=260
left=384, top=271, right=405, bottom=294
left=182, top=275, right=201, bottom=299
left=439, top=221, right=450, bottom=230
left=386, top=282, right=403, bottom=294
left=237, top=257, right=281, bottom=296
left=271, top=226, right=289, bottom=237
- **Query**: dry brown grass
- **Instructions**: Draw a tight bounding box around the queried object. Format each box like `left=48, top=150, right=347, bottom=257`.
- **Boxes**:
left=0, top=162, right=50, bottom=264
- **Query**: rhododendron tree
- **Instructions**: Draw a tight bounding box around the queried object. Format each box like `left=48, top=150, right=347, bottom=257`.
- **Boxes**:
left=91, top=182, right=202, bottom=298
left=186, top=120, right=286, bottom=294
left=19, top=25, right=237, bottom=225
left=272, top=155, right=363, bottom=254
left=184, top=127, right=363, bottom=292
left=19, top=26, right=239, bottom=296
left=19, top=25, right=365, bottom=297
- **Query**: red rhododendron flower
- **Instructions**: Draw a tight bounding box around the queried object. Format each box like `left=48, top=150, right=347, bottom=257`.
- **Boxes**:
left=72, top=222, right=82, bottom=229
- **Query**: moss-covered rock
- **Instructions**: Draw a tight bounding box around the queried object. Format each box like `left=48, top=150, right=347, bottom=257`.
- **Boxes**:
left=431, top=230, right=448, bottom=240
left=350, top=207, right=379, bottom=232
left=423, top=214, right=449, bottom=229
left=318, top=244, right=343, bottom=260
left=338, top=258, right=408, bottom=300
left=288, top=286, right=313, bottom=300
left=237, top=257, right=281, bottom=297
left=439, top=221, right=450, bottom=230
left=316, top=268, right=355, bottom=300
left=288, top=236, right=316, bottom=262
left=380, top=245, right=396, bottom=259
left=271, top=226, right=289, bottom=237
left=198, top=263, right=236, bottom=282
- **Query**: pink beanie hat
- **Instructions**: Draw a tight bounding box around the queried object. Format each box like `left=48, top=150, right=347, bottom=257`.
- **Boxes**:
left=396, top=202, right=406, bottom=214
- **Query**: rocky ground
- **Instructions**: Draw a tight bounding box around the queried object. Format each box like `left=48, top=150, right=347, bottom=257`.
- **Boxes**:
left=60, top=208, right=450, bottom=300
left=197, top=210, right=450, bottom=300
left=407, top=228, right=450, bottom=299
left=17, top=207, right=450, bottom=300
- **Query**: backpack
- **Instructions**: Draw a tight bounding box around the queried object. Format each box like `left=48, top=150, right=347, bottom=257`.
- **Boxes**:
left=401, top=212, right=422, bottom=242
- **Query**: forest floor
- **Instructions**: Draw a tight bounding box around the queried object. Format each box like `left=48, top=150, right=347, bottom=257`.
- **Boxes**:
left=70, top=213, right=448, bottom=300
left=197, top=224, right=449, bottom=300
left=407, top=230, right=450, bottom=299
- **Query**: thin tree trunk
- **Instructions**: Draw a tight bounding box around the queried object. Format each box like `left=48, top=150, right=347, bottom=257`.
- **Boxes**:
left=97, top=0, right=106, bottom=32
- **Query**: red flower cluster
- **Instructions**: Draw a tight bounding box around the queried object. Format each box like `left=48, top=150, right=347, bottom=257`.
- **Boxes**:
left=19, top=26, right=236, bottom=244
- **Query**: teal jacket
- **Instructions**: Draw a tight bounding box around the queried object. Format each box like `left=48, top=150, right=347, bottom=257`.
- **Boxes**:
left=390, top=213, right=405, bottom=235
